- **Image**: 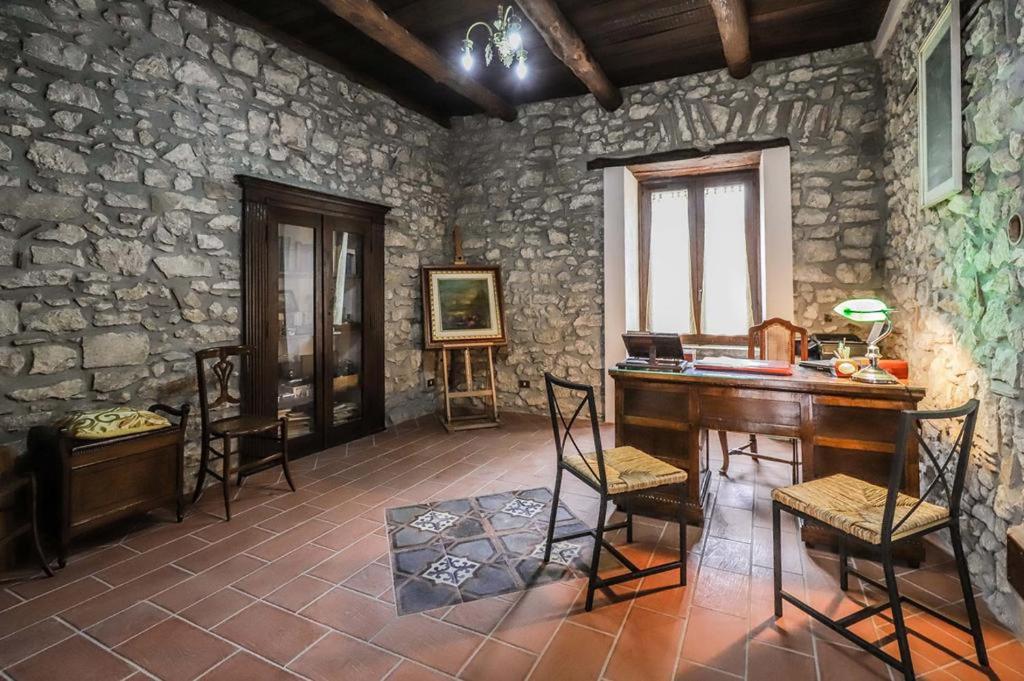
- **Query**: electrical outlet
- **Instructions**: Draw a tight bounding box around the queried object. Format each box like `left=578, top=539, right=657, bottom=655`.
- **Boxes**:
left=426, top=378, right=436, bottom=388
left=518, top=379, right=531, bottom=389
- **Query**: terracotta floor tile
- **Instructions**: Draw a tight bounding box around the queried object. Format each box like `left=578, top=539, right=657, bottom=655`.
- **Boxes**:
left=692, top=566, right=750, bottom=618
left=673, top=661, right=743, bottom=680
left=0, top=618, right=75, bottom=669
left=0, top=577, right=109, bottom=638
left=265, top=575, right=334, bottom=612
left=179, top=588, right=255, bottom=629
left=605, top=606, right=685, bottom=681
left=62, top=566, right=190, bottom=629
left=7, top=634, right=135, bottom=681
left=97, top=536, right=207, bottom=587
left=746, top=642, right=816, bottom=681
left=530, top=621, right=613, bottom=681
left=372, top=612, right=485, bottom=675
left=679, top=606, right=748, bottom=676
left=199, top=651, right=301, bottom=680
left=258, top=503, right=328, bottom=534
left=815, top=640, right=892, bottom=680
left=247, top=519, right=335, bottom=561
left=701, top=536, right=752, bottom=575
left=174, top=527, right=276, bottom=574
left=442, top=593, right=517, bottom=635
left=491, top=581, right=579, bottom=653
left=300, top=586, right=399, bottom=640
left=86, top=602, right=170, bottom=647
left=150, top=554, right=264, bottom=613
left=231, top=543, right=334, bottom=598
left=287, top=632, right=399, bottom=681
left=8, top=544, right=137, bottom=601
left=708, top=507, right=753, bottom=544
left=307, top=533, right=389, bottom=583
left=385, top=660, right=453, bottom=681
left=115, top=617, right=236, bottom=681
left=459, top=639, right=536, bottom=681
left=312, top=516, right=380, bottom=551
left=213, top=601, right=327, bottom=665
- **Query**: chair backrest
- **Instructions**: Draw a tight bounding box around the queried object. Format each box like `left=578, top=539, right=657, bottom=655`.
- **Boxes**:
left=544, top=373, right=607, bottom=492
left=882, top=400, right=980, bottom=546
left=747, top=317, right=809, bottom=363
left=195, top=345, right=251, bottom=430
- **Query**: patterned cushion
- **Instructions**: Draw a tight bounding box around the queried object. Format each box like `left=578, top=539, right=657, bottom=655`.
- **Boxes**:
left=58, top=407, right=171, bottom=440
left=563, top=445, right=687, bottom=494
left=771, top=474, right=949, bottom=545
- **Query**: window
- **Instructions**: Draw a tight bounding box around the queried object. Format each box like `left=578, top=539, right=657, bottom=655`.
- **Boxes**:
left=638, top=171, right=761, bottom=345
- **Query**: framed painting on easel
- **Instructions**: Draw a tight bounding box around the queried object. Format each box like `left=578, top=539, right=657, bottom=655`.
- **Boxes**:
left=421, top=265, right=507, bottom=350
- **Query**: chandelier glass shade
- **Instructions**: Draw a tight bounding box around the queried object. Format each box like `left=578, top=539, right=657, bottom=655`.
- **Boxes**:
left=461, top=5, right=528, bottom=79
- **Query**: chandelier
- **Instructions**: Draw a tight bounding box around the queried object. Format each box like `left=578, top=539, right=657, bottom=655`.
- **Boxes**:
left=460, top=5, right=528, bottom=80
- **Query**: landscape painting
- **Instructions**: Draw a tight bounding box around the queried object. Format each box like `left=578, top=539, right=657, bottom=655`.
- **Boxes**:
left=422, top=266, right=507, bottom=348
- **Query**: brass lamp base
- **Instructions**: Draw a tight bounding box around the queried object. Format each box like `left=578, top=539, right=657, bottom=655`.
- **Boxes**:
left=851, top=364, right=899, bottom=385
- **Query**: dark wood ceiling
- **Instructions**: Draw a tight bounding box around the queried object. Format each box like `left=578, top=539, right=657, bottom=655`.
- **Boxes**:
left=209, top=0, right=890, bottom=124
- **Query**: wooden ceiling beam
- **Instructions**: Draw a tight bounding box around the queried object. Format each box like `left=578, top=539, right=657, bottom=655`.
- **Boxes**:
left=514, top=0, right=622, bottom=111
left=709, top=0, right=752, bottom=79
left=316, top=0, right=517, bottom=121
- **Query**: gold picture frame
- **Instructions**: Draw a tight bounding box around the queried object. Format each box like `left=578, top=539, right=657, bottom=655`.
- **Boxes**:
left=421, top=265, right=507, bottom=349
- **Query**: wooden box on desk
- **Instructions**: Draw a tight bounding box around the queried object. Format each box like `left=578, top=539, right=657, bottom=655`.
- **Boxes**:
left=26, top=404, right=190, bottom=566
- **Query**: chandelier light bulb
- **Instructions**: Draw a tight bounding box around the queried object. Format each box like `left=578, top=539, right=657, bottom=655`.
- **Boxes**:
left=461, top=50, right=474, bottom=71
left=515, top=59, right=528, bottom=80
left=507, top=30, right=522, bottom=50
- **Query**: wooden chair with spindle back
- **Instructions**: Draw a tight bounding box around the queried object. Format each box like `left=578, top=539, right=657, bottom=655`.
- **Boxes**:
left=718, top=317, right=809, bottom=484
left=194, top=345, right=294, bottom=520
left=0, top=445, right=53, bottom=577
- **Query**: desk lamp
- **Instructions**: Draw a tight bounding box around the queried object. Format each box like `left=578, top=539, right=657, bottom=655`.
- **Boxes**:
left=831, top=298, right=899, bottom=384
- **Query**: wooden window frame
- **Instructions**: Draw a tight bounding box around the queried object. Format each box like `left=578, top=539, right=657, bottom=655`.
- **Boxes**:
left=638, top=169, right=762, bottom=346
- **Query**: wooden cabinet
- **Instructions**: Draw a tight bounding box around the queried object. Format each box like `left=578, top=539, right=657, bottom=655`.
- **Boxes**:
left=240, top=176, right=388, bottom=456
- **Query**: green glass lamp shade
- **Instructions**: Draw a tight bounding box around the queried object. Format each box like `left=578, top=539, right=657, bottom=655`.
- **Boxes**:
left=832, top=298, right=893, bottom=324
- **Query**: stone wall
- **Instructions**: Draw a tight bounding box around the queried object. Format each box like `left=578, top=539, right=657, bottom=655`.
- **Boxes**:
left=0, top=0, right=451, bottom=450
left=881, top=0, right=1024, bottom=629
left=450, top=44, right=888, bottom=413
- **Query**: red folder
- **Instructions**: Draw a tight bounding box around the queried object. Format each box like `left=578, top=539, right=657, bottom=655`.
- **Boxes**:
left=693, top=357, right=794, bottom=376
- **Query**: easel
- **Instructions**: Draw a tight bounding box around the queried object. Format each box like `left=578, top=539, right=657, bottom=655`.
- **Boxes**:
left=436, top=225, right=501, bottom=432
left=438, top=342, right=500, bottom=432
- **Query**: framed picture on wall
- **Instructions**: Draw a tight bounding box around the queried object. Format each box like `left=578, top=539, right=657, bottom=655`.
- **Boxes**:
left=421, top=265, right=507, bottom=349
left=918, top=0, right=962, bottom=208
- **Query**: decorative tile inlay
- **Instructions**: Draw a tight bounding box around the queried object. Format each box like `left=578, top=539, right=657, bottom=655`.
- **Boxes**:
left=501, top=497, right=546, bottom=518
left=386, top=488, right=591, bottom=615
left=421, top=555, right=481, bottom=587
left=531, top=540, right=583, bottom=567
left=410, top=510, right=459, bottom=533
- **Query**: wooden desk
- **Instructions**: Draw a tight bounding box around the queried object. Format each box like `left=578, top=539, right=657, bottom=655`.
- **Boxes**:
left=610, top=366, right=925, bottom=562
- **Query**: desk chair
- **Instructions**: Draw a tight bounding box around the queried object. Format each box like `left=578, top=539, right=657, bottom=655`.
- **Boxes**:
left=771, top=400, right=987, bottom=680
left=0, top=446, right=53, bottom=578
left=718, top=317, right=808, bottom=484
left=194, top=346, right=295, bottom=520
left=543, top=373, right=687, bottom=611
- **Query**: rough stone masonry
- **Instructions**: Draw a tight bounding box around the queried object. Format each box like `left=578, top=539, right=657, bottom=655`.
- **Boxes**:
left=0, top=0, right=452, bottom=456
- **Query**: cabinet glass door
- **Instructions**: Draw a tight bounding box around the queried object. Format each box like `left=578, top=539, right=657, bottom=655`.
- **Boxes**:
left=277, top=222, right=318, bottom=440
left=328, top=228, right=363, bottom=427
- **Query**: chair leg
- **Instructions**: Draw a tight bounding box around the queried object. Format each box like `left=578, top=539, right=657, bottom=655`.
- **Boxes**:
left=543, top=467, right=563, bottom=563
left=882, top=547, right=915, bottom=680
left=192, top=437, right=210, bottom=503
left=585, top=495, right=608, bottom=612
left=718, top=431, right=730, bottom=475
left=280, top=419, right=295, bottom=493
left=790, top=439, right=800, bottom=485
left=221, top=436, right=232, bottom=521
left=29, top=478, right=54, bottom=577
left=677, top=484, right=687, bottom=586
left=626, top=506, right=634, bottom=544
left=772, top=500, right=783, bottom=617
left=749, top=434, right=759, bottom=461
left=950, top=520, right=988, bottom=666
left=838, top=536, right=849, bottom=591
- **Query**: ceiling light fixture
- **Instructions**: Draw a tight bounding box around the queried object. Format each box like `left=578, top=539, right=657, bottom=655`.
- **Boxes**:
left=460, top=5, right=528, bottom=79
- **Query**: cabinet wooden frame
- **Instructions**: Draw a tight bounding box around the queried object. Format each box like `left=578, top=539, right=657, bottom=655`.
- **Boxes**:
left=637, top=169, right=761, bottom=344
left=239, top=176, right=389, bottom=457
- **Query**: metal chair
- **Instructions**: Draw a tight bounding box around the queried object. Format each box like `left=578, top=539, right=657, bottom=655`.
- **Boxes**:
left=194, top=345, right=294, bottom=520
left=719, top=317, right=809, bottom=484
left=0, top=445, right=53, bottom=578
left=771, top=400, right=988, bottom=680
left=543, top=372, right=687, bottom=611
